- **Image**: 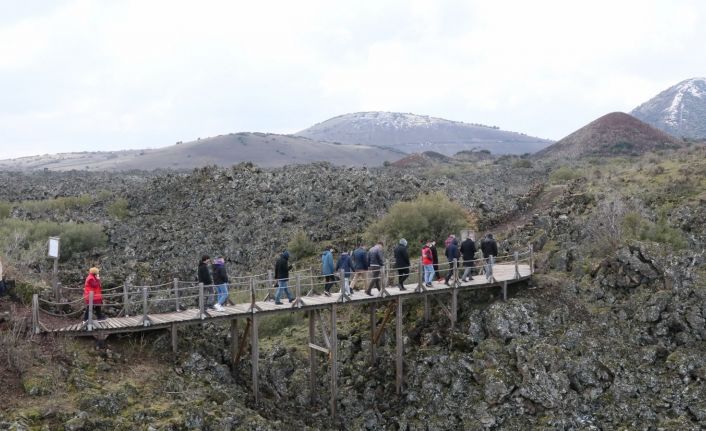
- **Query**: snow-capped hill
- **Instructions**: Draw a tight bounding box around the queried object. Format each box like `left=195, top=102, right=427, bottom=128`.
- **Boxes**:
left=297, top=111, right=552, bottom=155
left=631, top=78, right=706, bottom=139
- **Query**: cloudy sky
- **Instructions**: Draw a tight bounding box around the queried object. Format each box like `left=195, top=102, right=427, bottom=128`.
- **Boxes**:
left=0, top=0, right=704, bottom=159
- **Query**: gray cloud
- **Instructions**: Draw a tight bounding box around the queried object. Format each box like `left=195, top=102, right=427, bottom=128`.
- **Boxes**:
left=1, top=0, right=705, bottom=159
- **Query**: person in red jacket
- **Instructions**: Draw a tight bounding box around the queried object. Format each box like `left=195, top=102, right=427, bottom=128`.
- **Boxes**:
left=83, top=267, right=106, bottom=321
left=421, top=241, right=435, bottom=287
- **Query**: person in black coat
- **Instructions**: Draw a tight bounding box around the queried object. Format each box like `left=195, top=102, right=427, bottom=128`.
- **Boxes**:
left=274, top=250, right=295, bottom=304
left=444, top=238, right=460, bottom=285
left=197, top=255, right=215, bottom=309
left=460, top=237, right=477, bottom=282
left=480, top=233, right=499, bottom=280
left=394, top=238, right=410, bottom=290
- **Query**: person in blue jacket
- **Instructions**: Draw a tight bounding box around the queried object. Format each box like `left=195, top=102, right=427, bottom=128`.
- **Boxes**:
left=349, top=244, right=369, bottom=292
left=321, top=246, right=335, bottom=296
left=335, top=250, right=354, bottom=294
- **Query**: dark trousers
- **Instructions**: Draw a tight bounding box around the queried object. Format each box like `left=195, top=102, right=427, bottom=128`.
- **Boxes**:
left=324, top=275, right=336, bottom=292
left=397, top=267, right=409, bottom=286
left=367, top=265, right=381, bottom=293
left=445, top=259, right=458, bottom=283
left=83, top=305, right=104, bottom=320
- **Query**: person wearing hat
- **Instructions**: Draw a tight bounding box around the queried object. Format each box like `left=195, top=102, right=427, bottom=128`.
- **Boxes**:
left=394, top=238, right=410, bottom=290
left=83, top=267, right=106, bottom=321
left=274, top=250, right=295, bottom=304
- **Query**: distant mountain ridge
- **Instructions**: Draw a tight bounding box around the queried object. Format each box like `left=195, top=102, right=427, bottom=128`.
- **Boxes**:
left=631, top=77, right=706, bottom=139
left=534, top=112, right=681, bottom=161
left=296, top=111, right=553, bottom=156
left=0, top=133, right=403, bottom=172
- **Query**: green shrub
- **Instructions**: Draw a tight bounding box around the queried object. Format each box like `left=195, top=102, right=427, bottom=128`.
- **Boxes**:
left=550, top=166, right=582, bottom=184
left=513, top=159, right=533, bottom=169
left=287, top=230, right=316, bottom=261
left=107, top=198, right=129, bottom=220
left=0, top=201, right=10, bottom=219
left=0, top=219, right=107, bottom=261
left=365, top=192, right=469, bottom=246
left=19, top=195, right=93, bottom=214
left=639, top=212, right=687, bottom=249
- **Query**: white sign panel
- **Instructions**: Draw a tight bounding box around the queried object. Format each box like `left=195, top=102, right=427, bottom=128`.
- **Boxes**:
left=48, top=237, right=60, bottom=258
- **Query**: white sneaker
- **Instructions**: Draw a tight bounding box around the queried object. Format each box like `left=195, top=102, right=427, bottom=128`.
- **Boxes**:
left=213, top=304, right=224, bottom=311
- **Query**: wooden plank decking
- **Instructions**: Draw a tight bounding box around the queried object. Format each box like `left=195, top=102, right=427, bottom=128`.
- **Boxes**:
left=49, top=264, right=531, bottom=336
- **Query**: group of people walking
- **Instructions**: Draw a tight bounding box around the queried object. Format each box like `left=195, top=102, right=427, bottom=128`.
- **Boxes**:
left=80, top=233, right=500, bottom=320
left=314, top=233, right=500, bottom=296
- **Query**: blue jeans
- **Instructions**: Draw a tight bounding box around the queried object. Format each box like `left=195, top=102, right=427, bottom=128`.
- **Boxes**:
left=275, top=280, right=294, bottom=303
left=216, top=283, right=228, bottom=305
left=423, top=264, right=435, bottom=284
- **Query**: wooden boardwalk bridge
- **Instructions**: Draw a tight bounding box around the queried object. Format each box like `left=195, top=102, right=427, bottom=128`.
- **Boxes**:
left=32, top=249, right=533, bottom=417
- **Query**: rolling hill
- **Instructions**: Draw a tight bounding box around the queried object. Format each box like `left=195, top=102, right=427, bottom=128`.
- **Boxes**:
left=0, top=133, right=404, bottom=171
left=533, top=112, right=681, bottom=161
left=631, top=77, right=706, bottom=140
left=296, top=111, right=553, bottom=156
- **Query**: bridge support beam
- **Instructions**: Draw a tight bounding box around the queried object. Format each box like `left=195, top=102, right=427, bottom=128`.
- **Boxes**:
left=370, top=304, right=376, bottom=364
left=252, top=314, right=259, bottom=404
left=424, top=295, right=430, bottom=323
left=308, top=311, right=316, bottom=406
left=330, top=305, right=338, bottom=419
left=171, top=323, right=178, bottom=353
left=502, top=281, right=508, bottom=301
left=230, top=319, right=238, bottom=364
left=451, top=288, right=458, bottom=330
left=396, top=298, right=403, bottom=395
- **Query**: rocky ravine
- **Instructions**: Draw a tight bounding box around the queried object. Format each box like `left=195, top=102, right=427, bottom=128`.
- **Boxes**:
left=1, top=152, right=705, bottom=430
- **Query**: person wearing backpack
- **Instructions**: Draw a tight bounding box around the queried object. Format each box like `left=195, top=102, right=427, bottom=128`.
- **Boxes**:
left=350, top=244, right=369, bottom=292
left=421, top=241, right=435, bottom=287
left=444, top=238, right=460, bottom=286
left=335, top=250, right=354, bottom=295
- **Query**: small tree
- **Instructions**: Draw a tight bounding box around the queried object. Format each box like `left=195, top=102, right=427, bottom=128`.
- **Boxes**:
left=287, top=230, right=316, bottom=261
left=365, top=192, right=470, bottom=247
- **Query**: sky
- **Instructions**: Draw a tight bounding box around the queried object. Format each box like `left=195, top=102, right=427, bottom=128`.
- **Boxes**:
left=0, top=0, right=704, bottom=159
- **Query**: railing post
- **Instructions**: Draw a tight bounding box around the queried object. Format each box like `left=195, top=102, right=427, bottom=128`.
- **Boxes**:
left=198, top=283, right=205, bottom=319
left=417, top=260, right=423, bottom=292
left=123, top=282, right=130, bottom=317
left=87, top=291, right=94, bottom=331
left=489, top=255, right=496, bottom=283
left=267, top=270, right=274, bottom=301
left=141, top=287, right=151, bottom=327
left=529, top=244, right=534, bottom=275
left=31, top=294, right=40, bottom=335
left=173, top=278, right=180, bottom=311
left=514, top=252, right=520, bottom=279
left=294, top=274, right=303, bottom=308
left=453, top=259, right=459, bottom=288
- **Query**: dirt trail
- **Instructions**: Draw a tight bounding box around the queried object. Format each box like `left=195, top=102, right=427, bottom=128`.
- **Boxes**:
left=494, top=184, right=566, bottom=234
